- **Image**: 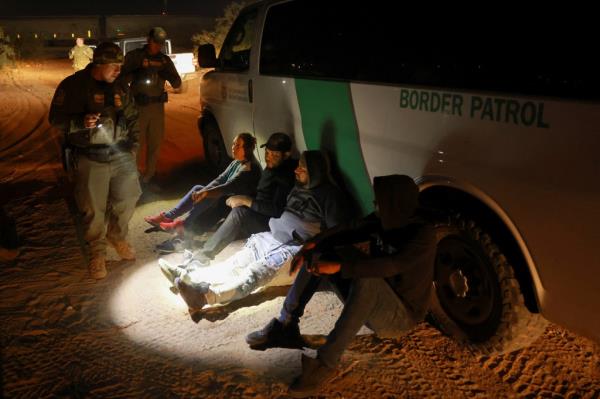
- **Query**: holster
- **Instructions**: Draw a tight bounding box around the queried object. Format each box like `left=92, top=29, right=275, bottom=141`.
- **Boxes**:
left=61, top=144, right=77, bottom=173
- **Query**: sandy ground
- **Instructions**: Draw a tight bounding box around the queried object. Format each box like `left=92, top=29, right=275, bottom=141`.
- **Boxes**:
left=1, top=60, right=599, bottom=398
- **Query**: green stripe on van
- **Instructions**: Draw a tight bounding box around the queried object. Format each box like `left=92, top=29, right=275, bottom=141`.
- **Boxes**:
left=295, top=79, right=374, bottom=215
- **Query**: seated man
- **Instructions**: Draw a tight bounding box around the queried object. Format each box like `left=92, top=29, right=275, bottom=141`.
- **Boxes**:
left=191, top=132, right=297, bottom=264
left=245, top=175, right=436, bottom=398
left=144, top=132, right=261, bottom=252
left=160, top=150, right=349, bottom=310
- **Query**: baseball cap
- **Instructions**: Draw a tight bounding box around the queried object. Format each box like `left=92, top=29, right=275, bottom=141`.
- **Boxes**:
left=93, top=42, right=123, bottom=64
left=260, top=132, right=292, bottom=152
left=148, top=27, right=167, bottom=44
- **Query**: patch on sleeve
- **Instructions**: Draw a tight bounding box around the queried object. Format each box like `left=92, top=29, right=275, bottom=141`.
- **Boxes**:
left=93, top=93, right=105, bottom=104
left=52, top=89, right=66, bottom=106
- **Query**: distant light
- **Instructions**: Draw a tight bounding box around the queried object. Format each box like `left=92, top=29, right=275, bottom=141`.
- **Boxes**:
left=34, top=33, right=38, bottom=39
left=17, top=34, right=20, bottom=39
left=87, top=30, right=91, bottom=38
left=71, top=33, right=75, bottom=38
left=145, top=79, right=151, bottom=84
left=53, top=33, right=57, bottom=39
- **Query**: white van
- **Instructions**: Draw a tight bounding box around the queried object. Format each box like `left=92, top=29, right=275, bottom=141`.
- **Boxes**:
left=196, top=0, right=600, bottom=353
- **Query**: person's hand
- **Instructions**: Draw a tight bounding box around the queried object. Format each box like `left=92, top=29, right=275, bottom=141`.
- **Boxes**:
left=308, top=260, right=341, bottom=276
left=289, top=241, right=316, bottom=275
left=192, top=190, right=208, bottom=204
left=226, top=195, right=252, bottom=208
left=84, top=113, right=101, bottom=128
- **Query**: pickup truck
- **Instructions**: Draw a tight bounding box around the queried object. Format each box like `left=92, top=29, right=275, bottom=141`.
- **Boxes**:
left=113, top=37, right=196, bottom=93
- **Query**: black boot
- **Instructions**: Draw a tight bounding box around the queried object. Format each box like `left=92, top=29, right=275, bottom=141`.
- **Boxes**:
left=245, top=318, right=305, bottom=351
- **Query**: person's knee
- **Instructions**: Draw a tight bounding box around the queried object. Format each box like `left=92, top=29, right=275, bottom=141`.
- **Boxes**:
left=230, top=206, right=250, bottom=221
left=349, top=278, right=380, bottom=298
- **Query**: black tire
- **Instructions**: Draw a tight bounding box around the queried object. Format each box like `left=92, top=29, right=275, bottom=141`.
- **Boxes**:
left=428, top=214, right=548, bottom=354
left=200, top=117, right=230, bottom=170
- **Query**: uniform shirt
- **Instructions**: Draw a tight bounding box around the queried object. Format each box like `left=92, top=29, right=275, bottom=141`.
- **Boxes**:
left=68, top=45, right=93, bottom=70
left=118, top=45, right=181, bottom=97
left=48, top=64, right=139, bottom=151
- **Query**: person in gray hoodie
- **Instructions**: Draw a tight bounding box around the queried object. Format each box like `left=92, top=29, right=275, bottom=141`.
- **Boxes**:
left=159, top=150, right=348, bottom=310
left=245, top=174, right=437, bottom=398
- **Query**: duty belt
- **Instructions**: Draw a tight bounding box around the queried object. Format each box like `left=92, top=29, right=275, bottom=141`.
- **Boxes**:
left=77, top=142, right=130, bottom=162
left=135, top=92, right=168, bottom=105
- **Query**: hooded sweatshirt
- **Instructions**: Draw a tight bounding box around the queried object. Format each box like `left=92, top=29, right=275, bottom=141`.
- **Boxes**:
left=269, top=150, right=348, bottom=244
left=306, top=174, right=436, bottom=321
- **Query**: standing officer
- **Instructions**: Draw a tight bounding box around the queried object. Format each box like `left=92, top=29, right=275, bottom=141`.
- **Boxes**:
left=49, top=42, right=142, bottom=280
left=68, top=37, right=93, bottom=72
left=118, top=27, right=181, bottom=187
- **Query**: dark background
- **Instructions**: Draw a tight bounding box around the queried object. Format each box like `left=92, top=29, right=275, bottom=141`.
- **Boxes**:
left=1, top=0, right=232, bottom=16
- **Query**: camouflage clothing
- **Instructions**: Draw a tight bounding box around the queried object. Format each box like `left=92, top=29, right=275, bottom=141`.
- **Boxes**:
left=49, top=64, right=141, bottom=257
left=68, top=45, right=93, bottom=71
left=118, top=45, right=181, bottom=181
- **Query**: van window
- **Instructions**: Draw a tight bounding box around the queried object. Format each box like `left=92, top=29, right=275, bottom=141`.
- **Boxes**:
left=219, top=9, right=257, bottom=71
left=260, top=1, right=599, bottom=100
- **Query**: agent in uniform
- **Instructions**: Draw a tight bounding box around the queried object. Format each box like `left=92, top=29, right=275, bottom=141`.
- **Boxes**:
left=49, top=42, right=142, bottom=279
left=68, top=37, right=93, bottom=72
left=118, top=27, right=181, bottom=186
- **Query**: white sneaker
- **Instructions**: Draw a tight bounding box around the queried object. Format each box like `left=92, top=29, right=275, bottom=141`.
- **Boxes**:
left=89, top=256, right=107, bottom=279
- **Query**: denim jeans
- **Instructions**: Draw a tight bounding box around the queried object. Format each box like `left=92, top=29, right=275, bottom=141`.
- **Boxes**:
left=186, top=232, right=301, bottom=305
left=279, top=265, right=416, bottom=369
left=164, top=184, right=207, bottom=219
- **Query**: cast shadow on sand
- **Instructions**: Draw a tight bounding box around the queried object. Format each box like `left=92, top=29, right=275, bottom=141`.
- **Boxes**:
left=181, top=285, right=291, bottom=323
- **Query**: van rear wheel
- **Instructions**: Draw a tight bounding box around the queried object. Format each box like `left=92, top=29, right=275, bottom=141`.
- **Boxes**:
left=200, top=118, right=230, bottom=170
left=428, top=214, right=548, bottom=354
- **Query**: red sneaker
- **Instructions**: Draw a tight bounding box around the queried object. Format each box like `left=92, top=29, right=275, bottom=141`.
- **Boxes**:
left=144, top=212, right=172, bottom=227
left=159, top=219, right=185, bottom=233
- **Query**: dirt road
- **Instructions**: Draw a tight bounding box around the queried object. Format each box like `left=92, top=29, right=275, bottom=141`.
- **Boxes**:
left=1, top=60, right=598, bottom=398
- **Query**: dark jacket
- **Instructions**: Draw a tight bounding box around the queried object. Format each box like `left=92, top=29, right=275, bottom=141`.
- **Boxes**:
left=49, top=64, right=139, bottom=152
left=307, top=177, right=436, bottom=321
left=118, top=45, right=181, bottom=98
left=204, top=156, right=262, bottom=198
left=270, top=150, right=348, bottom=243
left=250, top=157, right=298, bottom=217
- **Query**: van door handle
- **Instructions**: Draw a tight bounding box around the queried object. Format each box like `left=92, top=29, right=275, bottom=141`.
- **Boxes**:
left=248, top=79, right=253, bottom=103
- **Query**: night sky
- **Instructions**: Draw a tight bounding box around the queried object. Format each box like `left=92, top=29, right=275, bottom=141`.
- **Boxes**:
left=1, top=0, right=233, bottom=17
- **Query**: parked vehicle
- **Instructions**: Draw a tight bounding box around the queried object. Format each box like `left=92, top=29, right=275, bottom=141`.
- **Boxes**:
left=114, top=37, right=195, bottom=92
left=196, top=0, right=600, bottom=354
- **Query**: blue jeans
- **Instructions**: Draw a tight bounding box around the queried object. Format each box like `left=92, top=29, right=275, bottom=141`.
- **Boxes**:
left=164, top=185, right=205, bottom=219
left=164, top=184, right=229, bottom=234
left=279, top=266, right=416, bottom=369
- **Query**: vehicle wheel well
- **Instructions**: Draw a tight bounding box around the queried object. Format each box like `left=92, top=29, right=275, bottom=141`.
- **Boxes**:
left=419, top=185, right=539, bottom=313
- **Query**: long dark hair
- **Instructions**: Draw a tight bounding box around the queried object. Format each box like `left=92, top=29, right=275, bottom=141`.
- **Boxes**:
left=236, top=132, right=256, bottom=159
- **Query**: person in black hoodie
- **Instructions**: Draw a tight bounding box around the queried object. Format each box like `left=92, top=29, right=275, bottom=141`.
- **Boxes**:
left=189, top=132, right=298, bottom=264
left=159, top=150, right=348, bottom=309
left=245, top=174, right=437, bottom=398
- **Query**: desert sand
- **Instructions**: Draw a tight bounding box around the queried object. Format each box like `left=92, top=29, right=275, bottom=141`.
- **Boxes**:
left=0, top=60, right=598, bottom=398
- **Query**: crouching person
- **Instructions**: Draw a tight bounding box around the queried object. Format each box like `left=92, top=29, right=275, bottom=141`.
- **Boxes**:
left=245, top=175, right=436, bottom=397
left=160, top=150, right=348, bottom=310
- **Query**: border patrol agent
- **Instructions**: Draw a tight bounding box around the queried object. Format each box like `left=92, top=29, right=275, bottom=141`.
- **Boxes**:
left=118, top=27, right=182, bottom=186
left=49, top=42, right=142, bottom=279
left=68, top=37, right=93, bottom=71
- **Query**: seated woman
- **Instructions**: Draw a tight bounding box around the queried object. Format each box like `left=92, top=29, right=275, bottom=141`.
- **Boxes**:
left=144, top=133, right=261, bottom=251
left=159, top=150, right=349, bottom=310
